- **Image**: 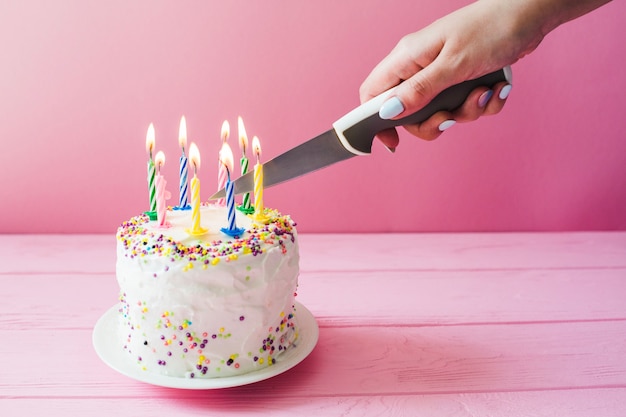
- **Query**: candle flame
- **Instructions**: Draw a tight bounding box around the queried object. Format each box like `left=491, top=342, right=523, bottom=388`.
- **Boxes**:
left=155, top=150, right=166, bottom=170
left=221, top=120, right=230, bottom=143
left=238, top=116, right=248, bottom=155
left=189, top=142, right=201, bottom=172
left=178, top=116, right=187, bottom=150
left=219, top=142, right=234, bottom=175
left=252, top=136, right=261, bottom=159
left=146, top=123, right=155, bottom=157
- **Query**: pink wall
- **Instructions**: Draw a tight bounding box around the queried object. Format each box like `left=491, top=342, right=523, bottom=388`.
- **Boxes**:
left=1, top=0, right=625, bottom=234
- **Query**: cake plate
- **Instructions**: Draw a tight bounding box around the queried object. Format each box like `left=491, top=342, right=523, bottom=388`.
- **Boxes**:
left=92, top=301, right=319, bottom=389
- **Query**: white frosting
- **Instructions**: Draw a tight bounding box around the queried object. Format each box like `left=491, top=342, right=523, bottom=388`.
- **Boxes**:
left=116, top=205, right=299, bottom=378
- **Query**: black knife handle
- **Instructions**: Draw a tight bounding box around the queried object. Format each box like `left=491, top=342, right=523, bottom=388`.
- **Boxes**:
left=333, top=66, right=512, bottom=154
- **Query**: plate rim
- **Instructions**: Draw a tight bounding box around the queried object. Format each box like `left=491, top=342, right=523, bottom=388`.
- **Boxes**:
left=92, top=300, right=318, bottom=389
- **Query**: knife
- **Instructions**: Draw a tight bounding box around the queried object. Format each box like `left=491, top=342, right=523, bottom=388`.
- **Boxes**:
left=210, top=66, right=512, bottom=199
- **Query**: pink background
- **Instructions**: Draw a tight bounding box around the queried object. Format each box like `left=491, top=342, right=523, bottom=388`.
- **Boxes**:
left=1, top=0, right=625, bottom=234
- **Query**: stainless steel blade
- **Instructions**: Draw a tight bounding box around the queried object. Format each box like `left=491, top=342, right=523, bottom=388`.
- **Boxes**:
left=210, top=129, right=356, bottom=199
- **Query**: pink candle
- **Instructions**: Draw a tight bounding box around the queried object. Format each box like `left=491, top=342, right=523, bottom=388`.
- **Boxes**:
left=216, top=120, right=229, bottom=207
left=154, top=151, right=170, bottom=228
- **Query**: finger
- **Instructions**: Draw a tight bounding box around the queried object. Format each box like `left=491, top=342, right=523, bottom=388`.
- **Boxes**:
left=451, top=87, right=493, bottom=123
left=383, top=56, right=464, bottom=120
left=482, top=81, right=511, bottom=116
left=375, top=128, right=400, bottom=151
left=403, top=111, right=455, bottom=141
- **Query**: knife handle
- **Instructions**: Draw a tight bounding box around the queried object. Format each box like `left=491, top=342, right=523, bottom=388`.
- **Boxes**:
left=333, top=66, right=513, bottom=155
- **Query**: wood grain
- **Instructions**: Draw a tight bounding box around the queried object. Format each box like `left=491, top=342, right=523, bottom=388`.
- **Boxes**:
left=1, top=232, right=625, bottom=416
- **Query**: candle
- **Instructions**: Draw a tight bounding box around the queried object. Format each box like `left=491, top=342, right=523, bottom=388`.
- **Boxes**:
left=154, top=151, right=171, bottom=228
left=237, top=116, right=253, bottom=214
left=187, top=142, right=207, bottom=236
left=145, top=123, right=157, bottom=220
left=215, top=120, right=229, bottom=207
left=219, top=143, right=245, bottom=237
left=175, top=116, right=191, bottom=210
left=251, top=136, right=268, bottom=223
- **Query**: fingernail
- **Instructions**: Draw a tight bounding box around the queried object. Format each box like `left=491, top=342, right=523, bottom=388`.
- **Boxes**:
left=478, top=90, right=493, bottom=108
left=438, top=120, right=456, bottom=132
left=379, top=96, right=404, bottom=119
left=499, top=84, right=512, bottom=100
left=386, top=146, right=396, bottom=154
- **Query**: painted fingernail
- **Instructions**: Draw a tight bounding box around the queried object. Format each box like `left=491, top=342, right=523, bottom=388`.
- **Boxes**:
left=478, top=90, right=494, bottom=108
left=379, top=96, right=404, bottom=119
left=438, top=120, right=456, bottom=132
left=499, top=84, right=512, bottom=100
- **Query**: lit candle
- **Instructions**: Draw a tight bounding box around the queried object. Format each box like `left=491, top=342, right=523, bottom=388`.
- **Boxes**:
left=219, top=142, right=245, bottom=237
left=251, top=136, right=268, bottom=223
left=187, top=142, right=207, bottom=236
left=237, top=116, right=253, bottom=214
left=145, top=123, right=157, bottom=220
left=215, top=120, right=229, bottom=207
left=175, top=116, right=191, bottom=210
left=154, top=151, right=171, bottom=228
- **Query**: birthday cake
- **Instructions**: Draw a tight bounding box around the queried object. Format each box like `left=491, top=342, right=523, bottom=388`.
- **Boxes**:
left=115, top=204, right=300, bottom=379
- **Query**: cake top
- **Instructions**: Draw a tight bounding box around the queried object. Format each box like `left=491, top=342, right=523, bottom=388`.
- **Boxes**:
left=117, top=204, right=297, bottom=265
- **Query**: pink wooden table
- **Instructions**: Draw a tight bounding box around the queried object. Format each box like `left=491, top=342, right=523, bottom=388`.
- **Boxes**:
left=2, top=232, right=626, bottom=416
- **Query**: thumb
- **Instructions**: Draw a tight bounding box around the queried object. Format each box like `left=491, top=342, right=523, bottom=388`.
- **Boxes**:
left=381, top=58, right=461, bottom=120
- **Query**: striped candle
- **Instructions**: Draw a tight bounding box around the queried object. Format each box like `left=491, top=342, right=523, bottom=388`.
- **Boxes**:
left=240, top=156, right=250, bottom=208
left=190, top=175, right=201, bottom=231
left=176, top=116, right=190, bottom=210
left=252, top=136, right=266, bottom=221
left=225, top=175, right=236, bottom=230
left=238, top=116, right=252, bottom=213
left=145, top=124, right=157, bottom=216
left=216, top=120, right=229, bottom=207
left=147, top=158, right=156, bottom=212
left=178, top=152, right=189, bottom=208
left=219, top=142, right=244, bottom=237
left=154, top=151, right=170, bottom=228
left=187, top=142, right=207, bottom=235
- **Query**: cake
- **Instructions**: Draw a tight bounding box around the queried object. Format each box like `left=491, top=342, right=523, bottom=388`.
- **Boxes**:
left=115, top=204, right=299, bottom=379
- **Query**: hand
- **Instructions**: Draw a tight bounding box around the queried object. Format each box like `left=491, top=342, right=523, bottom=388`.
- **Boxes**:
left=359, top=0, right=595, bottom=147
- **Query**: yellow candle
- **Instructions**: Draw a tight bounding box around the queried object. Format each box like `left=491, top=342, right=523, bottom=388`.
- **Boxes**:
left=251, top=136, right=268, bottom=223
left=187, top=142, right=207, bottom=235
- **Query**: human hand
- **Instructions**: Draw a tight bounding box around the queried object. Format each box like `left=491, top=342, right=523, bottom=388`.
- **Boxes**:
left=359, top=0, right=547, bottom=147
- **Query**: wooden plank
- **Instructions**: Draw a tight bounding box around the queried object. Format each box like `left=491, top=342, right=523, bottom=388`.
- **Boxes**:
left=0, top=235, right=116, bottom=274
left=2, top=388, right=626, bottom=416
left=2, top=321, right=625, bottom=397
left=297, top=268, right=626, bottom=326
left=2, top=267, right=624, bottom=330
left=1, top=232, right=626, bottom=274
left=298, top=232, right=626, bottom=272
left=1, top=232, right=624, bottom=416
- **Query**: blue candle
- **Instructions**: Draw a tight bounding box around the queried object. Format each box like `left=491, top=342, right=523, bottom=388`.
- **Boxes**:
left=219, top=143, right=244, bottom=237
left=175, top=116, right=191, bottom=210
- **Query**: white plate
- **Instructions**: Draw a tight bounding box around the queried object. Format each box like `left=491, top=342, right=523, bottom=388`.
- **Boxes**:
left=92, top=301, right=318, bottom=389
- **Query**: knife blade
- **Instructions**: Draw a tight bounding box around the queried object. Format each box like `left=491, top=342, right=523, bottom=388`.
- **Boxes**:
left=210, top=66, right=512, bottom=199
